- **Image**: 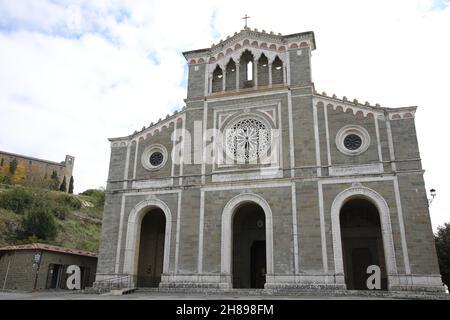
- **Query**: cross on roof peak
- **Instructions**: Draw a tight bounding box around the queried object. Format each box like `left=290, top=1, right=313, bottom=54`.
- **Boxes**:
left=242, top=14, right=250, bottom=29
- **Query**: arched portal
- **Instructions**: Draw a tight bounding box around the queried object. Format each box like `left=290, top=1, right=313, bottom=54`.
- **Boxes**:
left=232, top=202, right=266, bottom=288
left=340, top=199, right=388, bottom=290
left=331, top=186, right=397, bottom=290
left=137, top=208, right=166, bottom=287
left=221, top=193, right=274, bottom=289
left=123, top=198, right=172, bottom=288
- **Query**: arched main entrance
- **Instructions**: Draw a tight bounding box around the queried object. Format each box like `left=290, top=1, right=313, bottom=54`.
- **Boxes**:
left=232, top=203, right=266, bottom=288
left=221, top=193, right=274, bottom=289
left=340, top=199, right=387, bottom=290
left=137, top=208, right=166, bottom=287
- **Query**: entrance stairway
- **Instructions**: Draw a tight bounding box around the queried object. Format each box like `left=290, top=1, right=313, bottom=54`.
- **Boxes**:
left=133, top=287, right=449, bottom=300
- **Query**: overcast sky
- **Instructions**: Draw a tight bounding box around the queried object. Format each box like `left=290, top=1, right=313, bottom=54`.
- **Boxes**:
left=0, top=0, right=449, bottom=230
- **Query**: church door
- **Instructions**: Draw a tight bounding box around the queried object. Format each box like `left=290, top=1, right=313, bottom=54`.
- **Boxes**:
left=137, top=208, right=166, bottom=287
left=232, top=202, right=266, bottom=289
left=340, top=199, right=388, bottom=290
left=250, top=240, right=266, bottom=289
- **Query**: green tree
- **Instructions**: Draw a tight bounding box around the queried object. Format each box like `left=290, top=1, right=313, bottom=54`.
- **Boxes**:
left=9, top=159, right=17, bottom=174
left=435, top=223, right=450, bottom=288
left=22, top=206, right=58, bottom=240
left=49, top=170, right=60, bottom=191
left=68, top=176, right=74, bottom=194
left=59, top=176, right=67, bottom=192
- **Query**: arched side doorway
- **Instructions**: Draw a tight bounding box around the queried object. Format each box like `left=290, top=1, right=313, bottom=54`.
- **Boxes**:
left=123, top=198, right=172, bottom=287
left=137, top=208, right=166, bottom=287
left=340, top=199, right=387, bottom=290
left=331, top=186, right=397, bottom=290
left=221, top=193, right=274, bottom=289
left=233, top=203, right=266, bottom=288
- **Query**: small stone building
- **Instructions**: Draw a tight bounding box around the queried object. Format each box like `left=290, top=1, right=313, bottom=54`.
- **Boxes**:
left=0, top=243, right=97, bottom=291
left=0, top=150, right=74, bottom=191
left=95, top=27, right=444, bottom=292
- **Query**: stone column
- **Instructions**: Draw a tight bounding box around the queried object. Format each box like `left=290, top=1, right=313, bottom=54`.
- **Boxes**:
left=222, top=70, right=226, bottom=91
left=236, top=63, right=240, bottom=90
left=283, top=65, right=286, bottom=84
left=254, top=60, right=258, bottom=87
left=208, top=74, right=213, bottom=94
left=268, top=63, right=273, bottom=86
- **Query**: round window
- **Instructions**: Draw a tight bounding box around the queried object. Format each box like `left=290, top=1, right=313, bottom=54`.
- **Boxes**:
left=141, top=144, right=168, bottom=171
left=225, top=117, right=271, bottom=162
left=343, top=134, right=362, bottom=151
left=150, top=151, right=164, bottom=167
left=335, top=125, right=370, bottom=156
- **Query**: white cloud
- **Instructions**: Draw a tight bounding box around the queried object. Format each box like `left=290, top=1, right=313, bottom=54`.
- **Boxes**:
left=0, top=0, right=449, bottom=230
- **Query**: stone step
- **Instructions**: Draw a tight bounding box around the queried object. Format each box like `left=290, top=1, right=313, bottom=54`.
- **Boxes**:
left=134, top=287, right=450, bottom=299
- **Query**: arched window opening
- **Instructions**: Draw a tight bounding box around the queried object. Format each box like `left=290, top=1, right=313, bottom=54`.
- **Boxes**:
left=226, top=59, right=236, bottom=91
left=247, top=61, right=253, bottom=81
left=257, top=54, right=269, bottom=87
left=239, top=50, right=254, bottom=89
left=272, top=56, right=283, bottom=85
left=212, top=65, right=223, bottom=93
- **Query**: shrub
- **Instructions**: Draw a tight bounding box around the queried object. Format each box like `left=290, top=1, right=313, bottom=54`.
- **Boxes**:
left=48, top=203, right=70, bottom=220
left=22, top=206, right=58, bottom=240
left=80, top=189, right=105, bottom=207
left=0, top=187, right=34, bottom=214
left=435, top=223, right=450, bottom=288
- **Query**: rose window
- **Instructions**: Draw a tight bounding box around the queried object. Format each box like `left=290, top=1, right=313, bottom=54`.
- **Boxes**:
left=225, top=118, right=270, bottom=162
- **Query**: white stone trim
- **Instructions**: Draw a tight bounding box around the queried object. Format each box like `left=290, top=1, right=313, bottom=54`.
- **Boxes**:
left=329, top=163, right=383, bottom=176
left=386, top=118, right=397, bottom=171
left=174, top=191, right=182, bottom=273
left=207, top=88, right=288, bottom=103
left=132, top=178, right=173, bottom=189
left=220, top=193, right=274, bottom=288
left=335, top=125, right=370, bottom=156
left=393, top=177, right=411, bottom=274
left=141, top=144, right=168, bottom=171
left=198, top=190, right=205, bottom=273
left=324, top=102, right=332, bottom=166
left=123, top=144, right=131, bottom=189
left=313, top=102, right=322, bottom=176
left=179, top=113, right=186, bottom=186
left=201, top=101, right=208, bottom=184
left=114, top=194, right=126, bottom=274
left=291, top=184, right=299, bottom=273
left=317, top=183, right=328, bottom=273
left=287, top=91, right=295, bottom=177
left=133, top=139, right=139, bottom=179
left=123, top=198, right=173, bottom=279
left=212, top=168, right=283, bottom=182
left=330, top=186, right=398, bottom=283
left=202, top=180, right=293, bottom=192
left=374, top=116, right=383, bottom=163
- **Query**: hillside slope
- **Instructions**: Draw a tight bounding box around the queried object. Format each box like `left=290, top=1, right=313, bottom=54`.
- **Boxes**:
left=0, top=185, right=103, bottom=252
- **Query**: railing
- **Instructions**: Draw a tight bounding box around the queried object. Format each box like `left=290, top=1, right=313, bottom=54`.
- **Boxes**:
left=93, top=274, right=134, bottom=292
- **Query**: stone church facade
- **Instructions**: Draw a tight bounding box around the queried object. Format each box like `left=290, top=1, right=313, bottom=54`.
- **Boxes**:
left=95, top=28, right=443, bottom=292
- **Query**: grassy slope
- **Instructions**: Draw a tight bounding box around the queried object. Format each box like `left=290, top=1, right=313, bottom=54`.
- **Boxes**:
left=0, top=187, right=102, bottom=253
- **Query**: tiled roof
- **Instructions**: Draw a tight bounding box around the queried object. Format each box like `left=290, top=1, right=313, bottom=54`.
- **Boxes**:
left=0, top=243, right=97, bottom=258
